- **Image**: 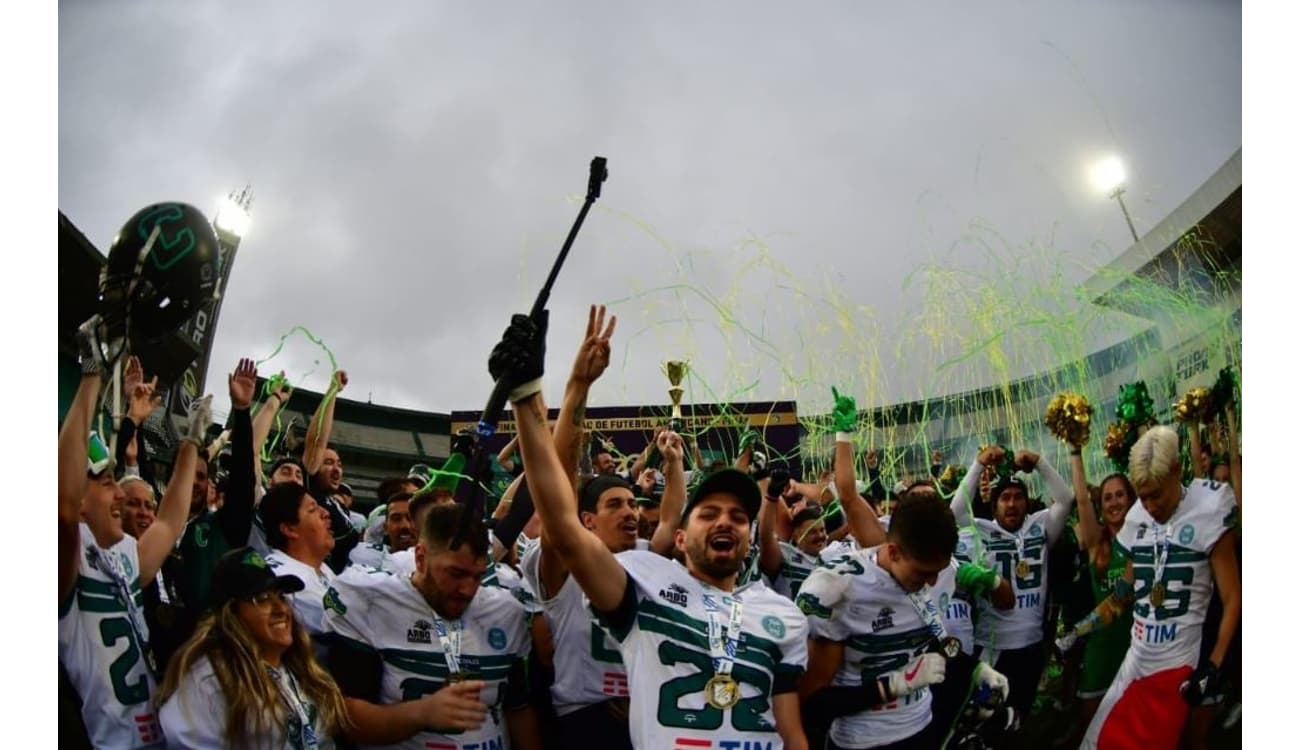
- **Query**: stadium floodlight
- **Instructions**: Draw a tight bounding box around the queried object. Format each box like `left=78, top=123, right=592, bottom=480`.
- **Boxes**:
left=1090, top=155, right=1139, bottom=243
left=214, top=196, right=252, bottom=239
left=1090, top=155, right=1127, bottom=197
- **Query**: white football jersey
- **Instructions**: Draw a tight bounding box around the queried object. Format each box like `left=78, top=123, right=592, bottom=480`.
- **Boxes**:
left=158, top=655, right=335, bottom=749
left=932, top=560, right=974, bottom=655
left=819, top=538, right=859, bottom=565
left=597, top=551, right=808, bottom=750
left=772, top=541, right=820, bottom=600
left=348, top=541, right=392, bottom=571
left=59, top=524, right=163, bottom=748
left=1116, top=479, right=1236, bottom=672
left=796, top=547, right=935, bottom=749
left=266, top=550, right=336, bottom=635
left=830, top=515, right=975, bottom=655
left=322, top=566, right=531, bottom=750
left=520, top=544, right=630, bottom=716
left=971, top=510, right=1053, bottom=650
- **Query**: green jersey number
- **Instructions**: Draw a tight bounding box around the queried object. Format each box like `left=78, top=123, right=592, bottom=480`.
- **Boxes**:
left=1133, top=564, right=1194, bottom=620
left=591, top=623, right=624, bottom=665
left=99, top=617, right=149, bottom=705
left=656, top=640, right=773, bottom=732
left=992, top=551, right=1042, bottom=590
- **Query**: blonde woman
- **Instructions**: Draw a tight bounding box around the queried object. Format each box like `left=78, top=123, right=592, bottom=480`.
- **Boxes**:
left=157, top=547, right=349, bottom=749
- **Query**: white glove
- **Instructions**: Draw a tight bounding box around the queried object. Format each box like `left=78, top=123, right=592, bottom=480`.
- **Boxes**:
left=1055, top=630, right=1079, bottom=656
left=182, top=395, right=214, bottom=452
left=881, top=652, right=946, bottom=701
left=972, top=662, right=1011, bottom=719
left=75, top=315, right=110, bottom=375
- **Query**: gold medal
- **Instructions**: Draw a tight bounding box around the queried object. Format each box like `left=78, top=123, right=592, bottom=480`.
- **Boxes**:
left=1150, top=582, right=1166, bottom=607
left=704, top=674, right=740, bottom=710
left=445, top=672, right=466, bottom=684
left=1015, top=560, right=1030, bottom=579
left=940, top=637, right=962, bottom=660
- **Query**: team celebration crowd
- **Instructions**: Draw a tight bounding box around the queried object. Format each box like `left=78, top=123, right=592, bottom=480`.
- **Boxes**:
left=59, top=299, right=1241, bottom=750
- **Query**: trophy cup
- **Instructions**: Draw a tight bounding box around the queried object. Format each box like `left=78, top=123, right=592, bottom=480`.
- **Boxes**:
left=663, top=360, right=689, bottom=432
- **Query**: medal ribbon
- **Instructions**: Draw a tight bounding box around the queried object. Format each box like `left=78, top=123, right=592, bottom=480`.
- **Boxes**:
left=88, top=546, right=154, bottom=675
left=704, top=593, right=744, bottom=678
left=905, top=585, right=949, bottom=641
left=1152, top=522, right=1171, bottom=594
left=268, top=666, right=320, bottom=750
left=432, top=613, right=463, bottom=677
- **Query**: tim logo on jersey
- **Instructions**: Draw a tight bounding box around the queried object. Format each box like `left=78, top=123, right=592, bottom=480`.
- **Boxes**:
left=1133, top=619, right=1178, bottom=644
left=407, top=619, right=432, bottom=644
left=660, top=583, right=690, bottom=607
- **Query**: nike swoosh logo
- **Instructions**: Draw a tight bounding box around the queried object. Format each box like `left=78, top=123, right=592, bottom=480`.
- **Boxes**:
left=904, top=659, right=924, bottom=681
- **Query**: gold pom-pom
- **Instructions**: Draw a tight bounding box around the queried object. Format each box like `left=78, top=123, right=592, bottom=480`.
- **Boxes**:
left=1173, top=387, right=1215, bottom=424
left=1044, top=392, right=1094, bottom=448
left=938, top=464, right=962, bottom=494
left=1103, top=421, right=1132, bottom=463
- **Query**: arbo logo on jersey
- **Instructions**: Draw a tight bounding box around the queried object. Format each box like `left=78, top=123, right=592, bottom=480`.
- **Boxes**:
left=1133, top=620, right=1178, bottom=644
left=407, top=619, right=432, bottom=644
left=660, top=583, right=690, bottom=607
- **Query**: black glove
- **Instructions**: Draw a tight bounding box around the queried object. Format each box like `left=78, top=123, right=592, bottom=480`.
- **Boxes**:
left=767, top=466, right=791, bottom=500
left=488, top=312, right=548, bottom=403
left=1179, top=661, right=1221, bottom=706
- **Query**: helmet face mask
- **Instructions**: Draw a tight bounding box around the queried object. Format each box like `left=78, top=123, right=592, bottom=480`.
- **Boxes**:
left=100, top=202, right=222, bottom=364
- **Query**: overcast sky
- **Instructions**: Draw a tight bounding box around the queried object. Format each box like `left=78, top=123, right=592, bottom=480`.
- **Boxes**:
left=58, top=0, right=1241, bottom=420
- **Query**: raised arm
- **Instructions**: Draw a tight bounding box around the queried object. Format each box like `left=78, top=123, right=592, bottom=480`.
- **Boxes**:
left=495, top=310, right=629, bottom=613
left=252, top=373, right=291, bottom=482
left=539, top=305, right=616, bottom=595
left=831, top=387, right=886, bottom=547
left=303, top=369, right=347, bottom=475
left=496, top=435, right=520, bottom=475
left=1070, top=449, right=1101, bottom=551
left=1019, top=450, right=1075, bottom=545
left=952, top=445, right=1002, bottom=528
left=553, top=305, right=616, bottom=490
left=216, top=359, right=257, bottom=546
left=138, top=396, right=208, bottom=585
left=60, top=356, right=103, bottom=602
left=757, top=468, right=788, bottom=579
left=116, top=356, right=161, bottom=483
left=649, top=430, right=687, bottom=556
left=1188, top=425, right=1206, bottom=479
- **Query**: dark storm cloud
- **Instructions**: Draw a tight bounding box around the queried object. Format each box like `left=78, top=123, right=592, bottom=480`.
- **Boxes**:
left=59, top=0, right=1240, bottom=416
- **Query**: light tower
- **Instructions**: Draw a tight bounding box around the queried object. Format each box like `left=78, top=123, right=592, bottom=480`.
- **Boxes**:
left=1090, top=155, right=1141, bottom=244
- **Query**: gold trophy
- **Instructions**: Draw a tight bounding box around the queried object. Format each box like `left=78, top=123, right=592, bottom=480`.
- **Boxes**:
left=663, top=360, right=689, bottom=430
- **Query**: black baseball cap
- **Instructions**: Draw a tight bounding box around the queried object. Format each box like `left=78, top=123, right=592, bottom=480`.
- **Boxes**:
left=683, top=469, right=762, bottom=521
left=210, top=547, right=305, bottom=609
left=580, top=475, right=634, bottom=513
left=992, top=475, right=1029, bottom=501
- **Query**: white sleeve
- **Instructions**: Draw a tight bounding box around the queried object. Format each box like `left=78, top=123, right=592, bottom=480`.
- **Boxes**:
left=951, top=460, right=983, bottom=526
left=1036, top=458, right=1076, bottom=545
left=158, top=659, right=228, bottom=750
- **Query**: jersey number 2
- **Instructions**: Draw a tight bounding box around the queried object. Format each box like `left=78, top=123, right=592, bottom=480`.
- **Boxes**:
left=656, top=640, right=772, bottom=732
left=99, top=617, right=149, bottom=705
